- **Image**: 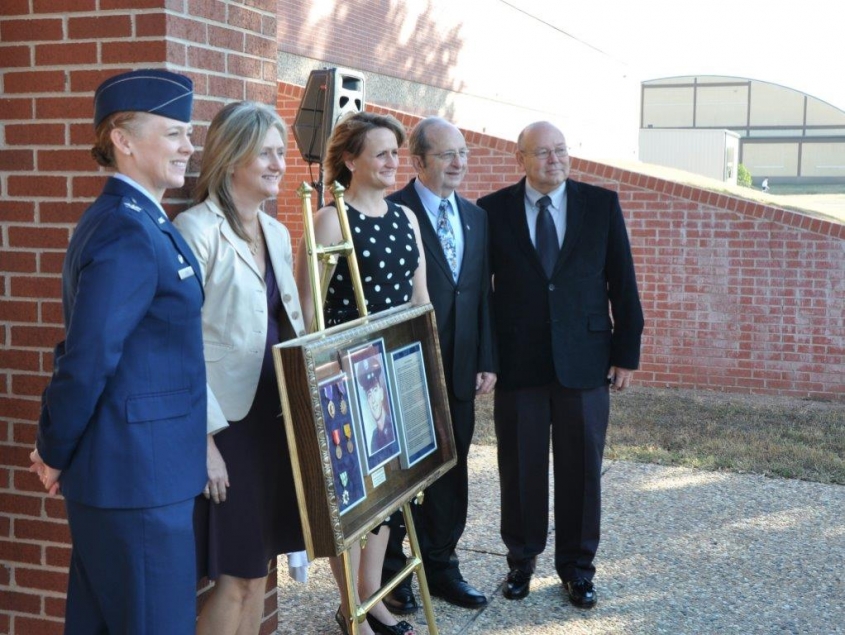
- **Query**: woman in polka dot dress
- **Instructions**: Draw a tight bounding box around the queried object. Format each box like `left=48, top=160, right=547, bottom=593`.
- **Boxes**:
left=296, top=112, right=428, bottom=635
left=322, top=196, right=420, bottom=325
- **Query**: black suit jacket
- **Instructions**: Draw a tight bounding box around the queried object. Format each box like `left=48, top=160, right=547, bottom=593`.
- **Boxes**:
left=388, top=179, right=496, bottom=402
left=478, top=178, right=643, bottom=392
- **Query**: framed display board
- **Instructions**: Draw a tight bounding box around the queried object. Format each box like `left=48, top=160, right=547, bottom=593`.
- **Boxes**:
left=273, top=303, right=457, bottom=559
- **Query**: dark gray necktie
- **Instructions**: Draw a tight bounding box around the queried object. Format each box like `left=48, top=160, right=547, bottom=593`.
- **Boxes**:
left=535, top=195, right=558, bottom=276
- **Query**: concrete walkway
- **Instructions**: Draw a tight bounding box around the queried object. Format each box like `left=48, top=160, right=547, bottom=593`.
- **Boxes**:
left=277, top=445, right=845, bottom=634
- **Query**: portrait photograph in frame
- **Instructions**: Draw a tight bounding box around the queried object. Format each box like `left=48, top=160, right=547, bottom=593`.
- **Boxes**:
left=387, top=341, right=437, bottom=468
left=318, top=371, right=367, bottom=516
left=346, top=338, right=401, bottom=473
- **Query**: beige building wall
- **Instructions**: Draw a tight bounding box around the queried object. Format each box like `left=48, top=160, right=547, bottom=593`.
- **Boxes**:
left=750, top=83, right=804, bottom=126
left=696, top=85, right=748, bottom=128
left=806, top=98, right=845, bottom=126
left=642, top=75, right=845, bottom=184
left=802, top=143, right=845, bottom=177
left=642, top=86, right=695, bottom=127
left=741, top=143, right=799, bottom=177
left=277, top=0, right=641, bottom=161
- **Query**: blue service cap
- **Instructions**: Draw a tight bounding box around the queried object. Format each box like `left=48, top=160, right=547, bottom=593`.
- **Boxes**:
left=356, top=357, right=383, bottom=390
left=93, top=69, right=193, bottom=128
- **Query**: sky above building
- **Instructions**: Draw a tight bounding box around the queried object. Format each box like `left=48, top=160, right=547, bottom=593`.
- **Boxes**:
left=504, top=0, right=844, bottom=110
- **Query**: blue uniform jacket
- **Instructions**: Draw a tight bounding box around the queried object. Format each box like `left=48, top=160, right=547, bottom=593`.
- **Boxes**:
left=37, top=177, right=207, bottom=509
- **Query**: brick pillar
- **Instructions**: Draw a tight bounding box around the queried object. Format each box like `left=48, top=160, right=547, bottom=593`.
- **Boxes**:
left=0, top=2, right=281, bottom=632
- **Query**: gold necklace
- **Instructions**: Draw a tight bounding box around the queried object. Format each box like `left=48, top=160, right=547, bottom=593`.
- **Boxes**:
left=248, top=229, right=263, bottom=255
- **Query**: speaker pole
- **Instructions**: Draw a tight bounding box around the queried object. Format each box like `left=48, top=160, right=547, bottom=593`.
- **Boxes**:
left=316, top=165, right=325, bottom=209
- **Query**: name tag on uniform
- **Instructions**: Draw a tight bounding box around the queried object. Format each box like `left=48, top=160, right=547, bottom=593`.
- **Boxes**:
left=178, top=266, right=195, bottom=280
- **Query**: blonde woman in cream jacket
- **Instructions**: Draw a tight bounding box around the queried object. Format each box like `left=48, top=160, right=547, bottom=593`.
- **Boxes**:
left=174, top=101, right=307, bottom=635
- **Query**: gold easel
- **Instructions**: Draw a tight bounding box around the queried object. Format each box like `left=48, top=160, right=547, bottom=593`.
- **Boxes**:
left=297, top=181, right=439, bottom=635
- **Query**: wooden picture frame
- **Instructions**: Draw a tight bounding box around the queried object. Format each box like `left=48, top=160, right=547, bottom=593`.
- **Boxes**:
left=273, top=304, right=457, bottom=558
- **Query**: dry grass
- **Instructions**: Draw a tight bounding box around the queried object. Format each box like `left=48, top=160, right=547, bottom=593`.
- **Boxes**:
left=473, top=386, right=845, bottom=485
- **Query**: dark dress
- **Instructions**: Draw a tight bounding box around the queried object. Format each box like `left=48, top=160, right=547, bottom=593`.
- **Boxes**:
left=195, top=257, right=304, bottom=580
left=324, top=200, right=419, bottom=324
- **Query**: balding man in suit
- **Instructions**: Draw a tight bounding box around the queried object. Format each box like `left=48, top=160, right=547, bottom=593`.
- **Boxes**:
left=477, top=121, right=643, bottom=609
left=382, top=117, right=496, bottom=611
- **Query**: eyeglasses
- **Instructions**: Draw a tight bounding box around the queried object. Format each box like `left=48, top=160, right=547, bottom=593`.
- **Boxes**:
left=427, top=149, right=470, bottom=162
left=521, top=146, right=569, bottom=161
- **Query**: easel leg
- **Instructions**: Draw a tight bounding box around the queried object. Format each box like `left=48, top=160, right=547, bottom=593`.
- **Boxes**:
left=404, top=501, right=439, bottom=635
left=336, top=503, right=438, bottom=634
left=339, top=547, right=362, bottom=635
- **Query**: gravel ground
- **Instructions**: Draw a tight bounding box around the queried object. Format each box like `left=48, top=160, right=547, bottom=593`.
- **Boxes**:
left=277, top=445, right=844, bottom=634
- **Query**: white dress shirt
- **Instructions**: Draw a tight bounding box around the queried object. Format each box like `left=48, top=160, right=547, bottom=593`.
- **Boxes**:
left=414, top=179, right=465, bottom=275
left=524, top=181, right=567, bottom=248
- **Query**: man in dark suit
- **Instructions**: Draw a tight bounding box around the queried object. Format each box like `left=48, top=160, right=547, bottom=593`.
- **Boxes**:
left=477, top=121, right=643, bottom=609
left=383, top=117, right=496, bottom=611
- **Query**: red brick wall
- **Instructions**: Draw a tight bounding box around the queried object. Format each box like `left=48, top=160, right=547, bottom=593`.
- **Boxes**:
left=583, top=165, right=845, bottom=398
left=277, top=84, right=845, bottom=401
left=0, top=1, right=281, bottom=632
left=2, top=6, right=844, bottom=632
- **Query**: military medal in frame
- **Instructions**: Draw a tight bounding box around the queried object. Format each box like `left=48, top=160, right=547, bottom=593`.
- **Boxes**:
left=318, top=372, right=366, bottom=515
left=346, top=338, right=401, bottom=474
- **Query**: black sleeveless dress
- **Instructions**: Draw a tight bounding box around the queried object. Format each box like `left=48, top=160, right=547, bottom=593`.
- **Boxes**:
left=324, top=200, right=419, bottom=324
left=194, top=255, right=304, bottom=580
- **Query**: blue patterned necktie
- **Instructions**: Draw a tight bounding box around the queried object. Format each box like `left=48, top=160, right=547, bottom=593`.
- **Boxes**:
left=437, top=198, right=458, bottom=281
left=535, top=195, right=559, bottom=276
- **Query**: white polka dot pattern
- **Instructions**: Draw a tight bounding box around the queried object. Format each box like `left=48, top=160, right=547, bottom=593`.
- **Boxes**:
left=324, top=201, right=419, bottom=325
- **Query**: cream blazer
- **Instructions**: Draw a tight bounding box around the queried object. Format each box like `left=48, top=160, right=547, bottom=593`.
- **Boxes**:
left=173, top=199, right=306, bottom=434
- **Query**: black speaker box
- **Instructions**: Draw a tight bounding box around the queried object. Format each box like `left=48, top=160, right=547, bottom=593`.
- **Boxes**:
left=293, top=67, right=365, bottom=164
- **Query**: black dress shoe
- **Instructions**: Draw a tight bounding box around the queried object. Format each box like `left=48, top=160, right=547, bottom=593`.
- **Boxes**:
left=503, top=569, right=531, bottom=599
left=429, top=578, right=488, bottom=609
left=563, top=578, right=597, bottom=608
left=383, top=582, right=418, bottom=615
left=335, top=606, right=349, bottom=635
left=366, top=613, right=416, bottom=635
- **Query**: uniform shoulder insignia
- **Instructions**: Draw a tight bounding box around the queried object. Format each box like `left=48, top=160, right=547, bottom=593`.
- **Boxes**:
left=122, top=199, right=143, bottom=212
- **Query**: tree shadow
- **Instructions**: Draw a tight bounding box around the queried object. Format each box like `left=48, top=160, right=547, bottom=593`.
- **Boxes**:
left=277, top=0, right=466, bottom=121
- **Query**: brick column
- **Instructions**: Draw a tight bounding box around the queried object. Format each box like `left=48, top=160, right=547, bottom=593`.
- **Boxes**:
left=0, top=2, right=280, bottom=632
